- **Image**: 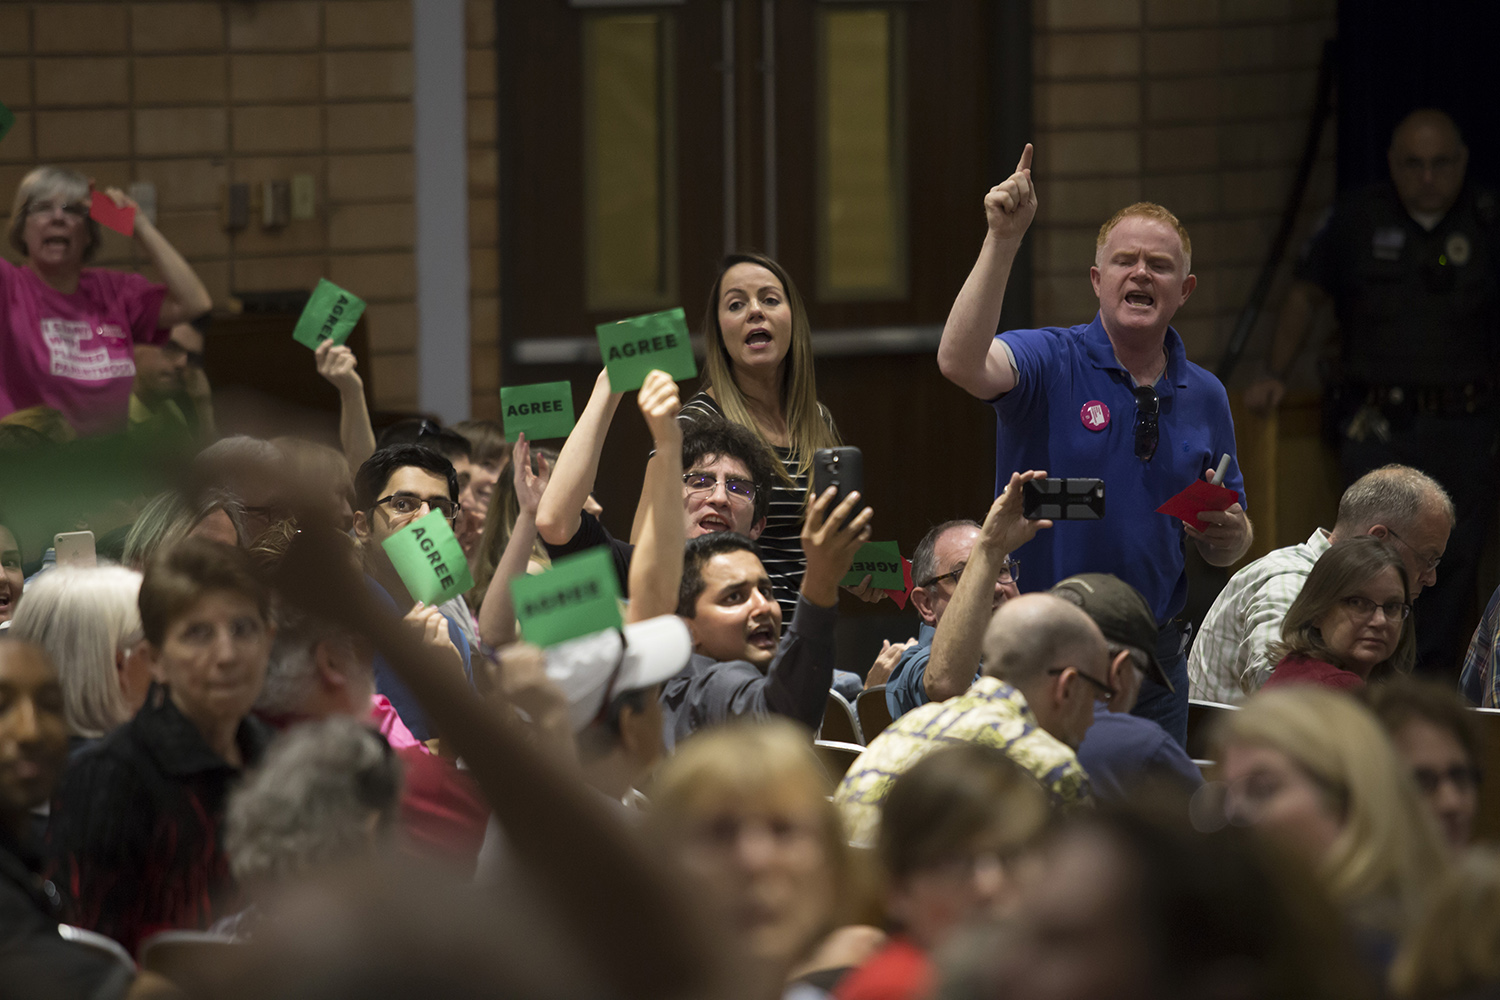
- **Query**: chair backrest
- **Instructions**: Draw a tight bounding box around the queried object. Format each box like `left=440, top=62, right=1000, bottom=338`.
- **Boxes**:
left=1185, top=698, right=1239, bottom=760
left=855, top=685, right=894, bottom=742
left=138, top=930, right=241, bottom=991
left=814, top=740, right=865, bottom=783
left=57, top=924, right=134, bottom=973
left=1472, top=707, right=1500, bottom=840
left=821, top=690, right=863, bottom=745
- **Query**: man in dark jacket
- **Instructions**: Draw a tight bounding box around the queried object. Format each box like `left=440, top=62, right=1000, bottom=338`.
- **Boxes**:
left=1, top=640, right=133, bottom=998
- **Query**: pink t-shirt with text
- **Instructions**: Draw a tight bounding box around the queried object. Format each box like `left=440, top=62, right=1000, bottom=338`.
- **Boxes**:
left=0, top=259, right=167, bottom=435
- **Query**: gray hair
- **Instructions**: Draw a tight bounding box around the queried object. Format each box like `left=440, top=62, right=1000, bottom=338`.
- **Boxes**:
left=226, top=716, right=402, bottom=888
left=9, top=565, right=142, bottom=738
left=912, top=519, right=980, bottom=588
left=1334, top=464, right=1455, bottom=535
left=122, top=488, right=246, bottom=570
left=257, top=605, right=356, bottom=717
left=7, top=165, right=101, bottom=261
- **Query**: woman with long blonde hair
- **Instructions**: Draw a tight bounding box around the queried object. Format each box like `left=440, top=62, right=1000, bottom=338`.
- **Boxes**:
left=1215, top=686, right=1448, bottom=965
left=673, top=253, right=845, bottom=619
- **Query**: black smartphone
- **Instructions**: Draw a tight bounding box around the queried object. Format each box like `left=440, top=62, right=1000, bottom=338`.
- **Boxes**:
left=1022, top=478, right=1105, bottom=520
left=811, top=447, right=865, bottom=524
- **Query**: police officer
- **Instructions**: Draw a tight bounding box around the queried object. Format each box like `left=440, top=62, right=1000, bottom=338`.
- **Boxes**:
left=939, top=143, right=1252, bottom=747
left=1247, top=109, right=1496, bottom=678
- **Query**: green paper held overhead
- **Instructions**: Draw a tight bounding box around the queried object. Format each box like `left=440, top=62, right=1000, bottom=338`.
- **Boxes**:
left=595, top=307, right=697, bottom=391
left=840, top=540, right=905, bottom=590
left=0, top=102, right=14, bottom=144
left=293, top=278, right=366, bottom=350
left=500, top=381, right=576, bottom=442
left=381, top=510, right=475, bottom=607
left=511, top=547, right=623, bottom=648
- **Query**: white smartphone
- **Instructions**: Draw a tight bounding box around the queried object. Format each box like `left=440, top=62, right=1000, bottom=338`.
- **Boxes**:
left=54, top=530, right=97, bottom=568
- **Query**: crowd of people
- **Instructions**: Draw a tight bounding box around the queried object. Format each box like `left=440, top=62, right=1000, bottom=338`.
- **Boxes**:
left=1, top=106, right=1498, bottom=1000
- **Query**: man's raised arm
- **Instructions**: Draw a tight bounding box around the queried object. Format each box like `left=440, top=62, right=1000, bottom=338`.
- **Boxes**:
left=536, top=368, right=623, bottom=546
left=924, top=471, right=1050, bottom=702
left=937, top=143, right=1037, bottom=401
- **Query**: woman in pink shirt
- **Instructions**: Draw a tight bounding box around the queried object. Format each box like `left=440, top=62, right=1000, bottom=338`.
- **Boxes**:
left=2, top=166, right=211, bottom=436
left=1264, top=535, right=1414, bottom=692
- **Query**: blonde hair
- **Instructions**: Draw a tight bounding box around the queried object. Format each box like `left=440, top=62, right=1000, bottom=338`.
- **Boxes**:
left=7, top=165, right=101, bottom=262
left=10, top=565, right=143, bottom=738
left=647, top=719, right=853, bottom=930
left=699, top=253, right=840, bottom=482
left=1391, top=846, right=1500, bottom=998
left=468, top=446, right=554, bottom=610
left=1215, top=687, right=1448, bottom=937
left=1095, top=202, right=1192, bottom=272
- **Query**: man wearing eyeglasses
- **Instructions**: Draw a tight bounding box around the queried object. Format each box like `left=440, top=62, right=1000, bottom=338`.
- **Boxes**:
left=1248, top=109, right=1497, bottom=680
left=352, top=444, right=473, bottom=742
left=128, top=315, right=215, bottom=445
left=938, top=143, right=1251, bottom=747
left=883, top=471, right=1044, bottom=719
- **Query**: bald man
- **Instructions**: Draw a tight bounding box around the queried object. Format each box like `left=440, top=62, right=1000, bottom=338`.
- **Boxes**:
left=1246, top=108, right=1498, bottom=678
left=833, top=594, right=1105, bottom=847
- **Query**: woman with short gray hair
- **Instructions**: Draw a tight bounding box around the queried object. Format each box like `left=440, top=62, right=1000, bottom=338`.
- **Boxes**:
left=222, top=716, right=403, bottom=935
left=1, top=165, right=211, bottom=435
left=9, top=564, right=147, bottom=745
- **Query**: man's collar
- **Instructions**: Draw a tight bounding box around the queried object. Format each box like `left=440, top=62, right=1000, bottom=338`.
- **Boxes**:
left=135, top=682, right=270, bottom=777
left=1082, top=313, right=1189, bottom=391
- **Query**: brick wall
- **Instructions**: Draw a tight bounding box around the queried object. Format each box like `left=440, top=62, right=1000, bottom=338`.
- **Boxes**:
left=0, top=0, right=498, bottom=414
left=1030, top=0, right=1337, bottom=379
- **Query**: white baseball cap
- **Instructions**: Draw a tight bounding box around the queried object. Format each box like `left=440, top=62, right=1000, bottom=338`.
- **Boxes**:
left=544, top=614, right=693, bottom=733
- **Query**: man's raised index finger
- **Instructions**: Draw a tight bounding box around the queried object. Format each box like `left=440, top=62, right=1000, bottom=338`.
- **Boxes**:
left=1016, top=142, right=1033, bottom=175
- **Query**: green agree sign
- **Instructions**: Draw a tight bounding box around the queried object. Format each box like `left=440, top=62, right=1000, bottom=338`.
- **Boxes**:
left=293, top=278, right=366, bottom=350
left=500, top=381, right=576, bottom=442
left=595, top=307, right=697, bottom=391
left=381, top=510, right=474, bottom=606
left=510, top=547, right=623, bottom=647
left=839, top=540, right=905, bottom=590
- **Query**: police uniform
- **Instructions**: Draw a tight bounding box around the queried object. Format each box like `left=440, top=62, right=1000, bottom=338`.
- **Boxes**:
left=1296, top=181, right=1500, bottom=675
left=993, top=314, right=1245, bottom=746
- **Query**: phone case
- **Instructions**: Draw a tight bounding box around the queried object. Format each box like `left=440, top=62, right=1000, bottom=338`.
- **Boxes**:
left=811, top=447, right=864, bottom=511
left=1022, top=479, right=1105, bottom=520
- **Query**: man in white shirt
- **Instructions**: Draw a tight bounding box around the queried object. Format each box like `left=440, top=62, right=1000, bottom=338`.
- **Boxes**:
left=1188, top=464, right=1452, bottom=702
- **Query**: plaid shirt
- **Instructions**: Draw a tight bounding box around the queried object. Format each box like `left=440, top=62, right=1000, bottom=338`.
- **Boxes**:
left=1187, top=529, right=1331, bottom=704
left=1461, top=586, right=1500, bottom=707
left=833, top=677, right=1091, bottom=848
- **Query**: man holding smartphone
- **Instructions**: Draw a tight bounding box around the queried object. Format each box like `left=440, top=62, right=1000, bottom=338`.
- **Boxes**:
left=936, top=143, right=1252, bottom=746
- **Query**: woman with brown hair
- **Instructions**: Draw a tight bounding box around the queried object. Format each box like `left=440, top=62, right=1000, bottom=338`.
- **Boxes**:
left=1264, top=535, right=1415, bottom=691
left=669, top=253, right=852, bottom=619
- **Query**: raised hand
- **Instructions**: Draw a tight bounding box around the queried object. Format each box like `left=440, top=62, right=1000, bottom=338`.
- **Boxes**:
left=512, top=433, right=553, bottom=517
left=984, top=143, right=1037, bottom=245
left=315, top=339, right=364, bottom=395
left=638, top=369, right=682, bottom=444
left=981, top=469, right=1052, bottom=555
left=801, top=487, right=874, bottom=607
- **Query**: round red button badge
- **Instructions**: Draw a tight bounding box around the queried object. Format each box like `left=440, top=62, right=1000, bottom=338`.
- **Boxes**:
left=1081, top=400, right=1110, bottom=431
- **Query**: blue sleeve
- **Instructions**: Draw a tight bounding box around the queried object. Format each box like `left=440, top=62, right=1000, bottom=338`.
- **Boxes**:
left=1148, top=731, right=1205, bottom=791
left=991, top=327, right=1061, bottom=416
left=884, top=644, right=932, bottom=719
left=447, top=617, right=473, bottom=684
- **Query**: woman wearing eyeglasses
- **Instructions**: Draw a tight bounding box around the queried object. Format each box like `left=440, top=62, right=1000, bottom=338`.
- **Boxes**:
left=1263, top=536, right=1415, bottom=692
left=2, top=166, right=211, bottom=436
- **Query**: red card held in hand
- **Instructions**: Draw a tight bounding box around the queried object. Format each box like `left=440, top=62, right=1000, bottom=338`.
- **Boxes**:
left=1157, top=479, right=1239, bottom=530
left=89, top=190, right=135, bottom=237
left=884, top=557, right=915, bottom=610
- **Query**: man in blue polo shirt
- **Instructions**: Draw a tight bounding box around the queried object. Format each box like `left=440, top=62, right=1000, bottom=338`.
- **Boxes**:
left=936, top=142, right=1253, bottom=745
